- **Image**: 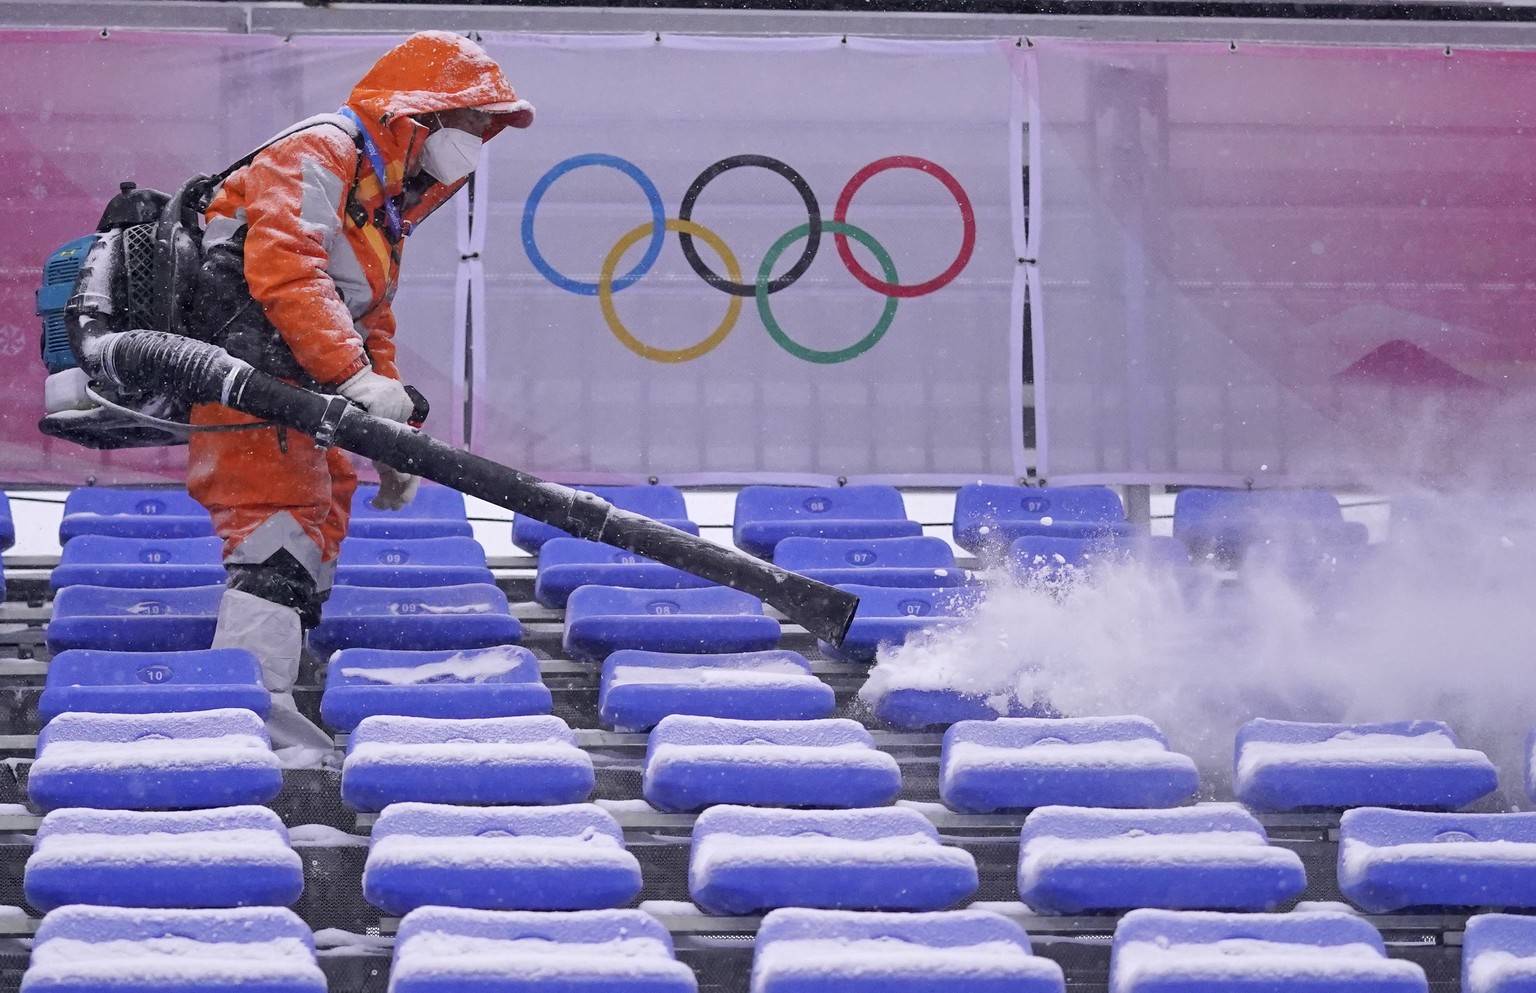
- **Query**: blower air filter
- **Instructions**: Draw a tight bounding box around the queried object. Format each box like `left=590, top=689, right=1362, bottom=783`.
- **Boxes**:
left=37, top=235, right=98, bottom=374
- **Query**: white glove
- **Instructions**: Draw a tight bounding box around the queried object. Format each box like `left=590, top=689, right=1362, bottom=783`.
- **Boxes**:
left=338, top=368, right=414, bottom=423
left=372, top=461, right=421, bottom=511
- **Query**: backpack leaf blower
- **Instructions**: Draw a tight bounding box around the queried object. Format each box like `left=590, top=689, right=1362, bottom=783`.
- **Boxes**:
left=82, top=329, right=861, bottom=647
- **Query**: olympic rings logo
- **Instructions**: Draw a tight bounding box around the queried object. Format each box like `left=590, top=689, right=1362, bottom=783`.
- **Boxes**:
left=521, top=152, right=977, bottom=364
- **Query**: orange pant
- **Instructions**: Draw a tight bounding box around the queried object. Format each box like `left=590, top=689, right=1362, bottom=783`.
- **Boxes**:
left=187, top=402, right=358, bottom=572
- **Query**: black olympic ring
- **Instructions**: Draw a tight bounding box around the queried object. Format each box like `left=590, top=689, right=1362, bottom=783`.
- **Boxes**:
left=676, top=154, right=821, bottom=298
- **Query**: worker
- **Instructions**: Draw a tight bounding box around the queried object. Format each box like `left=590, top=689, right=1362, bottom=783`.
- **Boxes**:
left=186, top=31, right=533, bottom=748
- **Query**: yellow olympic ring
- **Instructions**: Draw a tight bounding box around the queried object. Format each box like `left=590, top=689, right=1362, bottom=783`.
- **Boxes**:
left=598, top=218, right=742, bottom=364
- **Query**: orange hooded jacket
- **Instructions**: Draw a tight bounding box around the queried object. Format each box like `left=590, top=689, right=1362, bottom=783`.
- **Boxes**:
left=186, top=33, right=530, bottom=575
left=199, top=31, right=531, bottom=387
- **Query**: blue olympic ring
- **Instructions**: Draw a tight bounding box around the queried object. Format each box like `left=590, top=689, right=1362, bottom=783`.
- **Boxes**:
left=521, top=153, right=666, bottom=297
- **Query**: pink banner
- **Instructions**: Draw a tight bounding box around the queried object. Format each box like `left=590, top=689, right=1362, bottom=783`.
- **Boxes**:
left=0, top=30, right=473, bottom=486
left=1032, top=41, right=1536, bottom=486
left=0, top=30, right=290, bottom=483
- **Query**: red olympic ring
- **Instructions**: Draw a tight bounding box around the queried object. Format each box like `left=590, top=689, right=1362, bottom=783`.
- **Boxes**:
left=832, top=155, right=976, bottom=299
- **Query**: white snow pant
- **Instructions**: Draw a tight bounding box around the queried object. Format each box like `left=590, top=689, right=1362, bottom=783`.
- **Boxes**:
left=211, top=588, right=334, bottom=750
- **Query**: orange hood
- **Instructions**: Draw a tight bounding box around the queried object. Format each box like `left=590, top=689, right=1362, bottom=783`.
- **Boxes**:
left=345, top=31, right=532, bottom=168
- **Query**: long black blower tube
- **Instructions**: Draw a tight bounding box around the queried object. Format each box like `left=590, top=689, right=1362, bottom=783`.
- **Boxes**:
left=95, top=329, right=860, bottom=647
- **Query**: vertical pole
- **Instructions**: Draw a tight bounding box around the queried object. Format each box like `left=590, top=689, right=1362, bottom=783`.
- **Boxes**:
left=1124, top=483, right=1152, bottom=529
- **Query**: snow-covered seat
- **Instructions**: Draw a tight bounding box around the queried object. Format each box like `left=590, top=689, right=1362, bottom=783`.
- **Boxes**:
left=1017, top=804, right=1307, bottom=914
left=349, top=482, right=472, bottom=540
left=20, top=905, right=326, bottom=993
left=598, top=649, right=834, bottom=731
left=562, top=585, right=780, bottom=664
left=389, top=907, right=698, bottom=993
left=1338, top=808, right=1536, bottom=913
left=643, top=716, right=901, bottom=813
left=363, top=802, right=643, bottom=916
left=1234, top=719, right=1497, bottom=812
left=535, top=536, right=716, bottom=609
left=307, top=583, right=521, bottom=656
left=39, top=649, right=269, bottom=723
left=689, top=805, right=978, bottom=916
left=733, top=486, right=922, bottom=560
left=50, top=535, right=224, bottom=591
left=341, top=714, right=594, bottom=812
left=59, top=488, right=213, bottom=543
left=46, top=584, right=223, bottom=654
left=28, top=709, right=282, bottom=812
left=513, top=484, right=698, bottom=554
left=750, top=907, right=1066, bottom=993
left=820, top=584, right=983, bottom=664
left=1109, top=908, right=1428, bottom=993
left=1463, top=914, right=1536, bottom=993
left=953, top=483, right=1136, bottom=554
left=320, top=646, right=550, bottom=732
left=771, top=536, right=968, bottom=588
left=335, top=536, right=494, bottom=588
left=24, top=806, right=303, bottom=911
left=940, top=717, right=1200, bottom=813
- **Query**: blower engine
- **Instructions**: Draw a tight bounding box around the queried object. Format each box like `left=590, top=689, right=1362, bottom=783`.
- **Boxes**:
left=37, top=181, right=201, bottom=449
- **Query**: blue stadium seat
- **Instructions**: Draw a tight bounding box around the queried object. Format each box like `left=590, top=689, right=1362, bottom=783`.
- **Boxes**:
left=514, top=485, right=698, bottom=553
left=643, top=716, right=901, bottom=813
left=363, top=802, right=644, bottom=915
left=390, top=907, right=698, bottom=993
left=1174, top=488, right=1368, bottom=564
left=59, top=488, right=214, bottom=543
left=1110, top=908, right=1428, bottom=993
left=1235, top=719, right=1497, bottom=813
left=47, top=584, right=223, bottom=654
left=349, top=482, right=473, bottom=539
left=25, top=806, right=303, bottom=911
left=733, top=486, right=923, bottom=559
left=341, top=714, right=594, bottom=812
left=39, top=649, right=269, bottom=723
left=1464, top=914, right=1536, bottom=993
left=562, top=585, right=780, bottom=664
left=772, top=536, right=969, bottom=588
left=535, top=536, right=716, bottom=609
left=820, top=585, right=983, bottom=664
left=335, top=536, right=494, bottom=588
left=872, top=688, right=1036, bottom=730
left=308, top=584, right=521, bottom=657
left=941, top=717, right=1200, bottom=813
left=1008, top=535, right=1099, bottom=580
left=689, top=805, right=978, bottom=915
left=51, top=535, right=225, bottom=590
left=1338, top=808, right=1536, bottom=912
left=751, top=908, right=1067, bottom=993
left=321, top=646, right=550, bottom=732
left=0, top=491, right=12, bottom=552
left=1133, top=535, right=1196, bottom=570
left=23, top=906, right=327, bottom=993
left=1018, top=804, right=1307, bottom=914
left=953, top=484, right=1136, bottom=554
left=598, top=649, right=834, bottom=731
left=29, top=708, right=281, bottom=812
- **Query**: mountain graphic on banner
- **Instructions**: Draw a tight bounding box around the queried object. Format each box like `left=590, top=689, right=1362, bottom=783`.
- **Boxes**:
left=1333, top=339, right=1492, bottom=392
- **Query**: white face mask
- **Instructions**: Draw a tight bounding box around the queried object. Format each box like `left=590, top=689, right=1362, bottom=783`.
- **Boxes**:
left=420, top=126, right=481, bottom=183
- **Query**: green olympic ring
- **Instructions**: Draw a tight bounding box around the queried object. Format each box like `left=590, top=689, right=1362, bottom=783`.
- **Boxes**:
left=756, top=220, right=899, bottom=365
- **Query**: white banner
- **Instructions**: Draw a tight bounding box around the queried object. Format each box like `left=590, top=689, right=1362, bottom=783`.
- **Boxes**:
left=473, top=34, right=1026, bottom=484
